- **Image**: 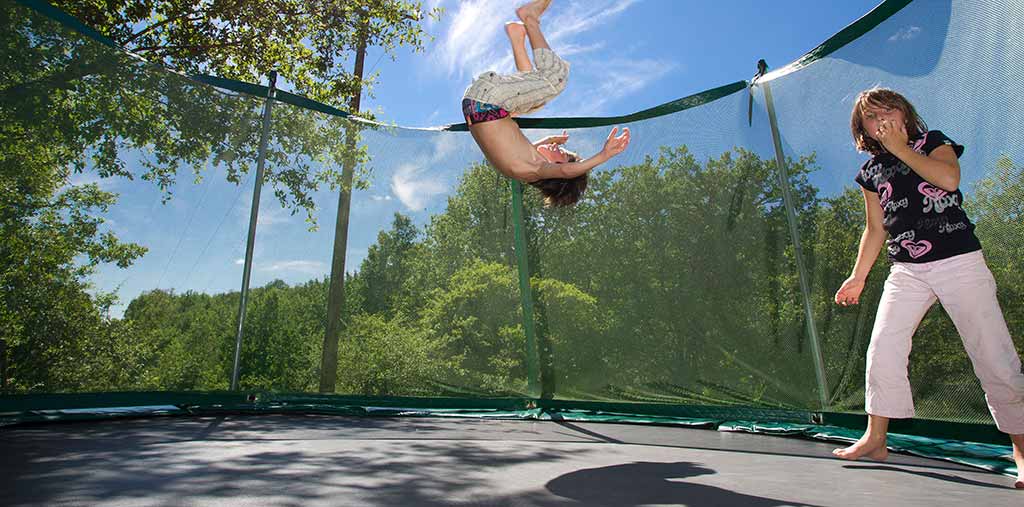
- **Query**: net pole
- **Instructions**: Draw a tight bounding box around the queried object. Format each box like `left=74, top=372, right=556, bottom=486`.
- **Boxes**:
left=511, top=181, right=542, bottom=398
left=231, top=71, right=278, bottom=391
left=761, top=80, right=831, bottom=410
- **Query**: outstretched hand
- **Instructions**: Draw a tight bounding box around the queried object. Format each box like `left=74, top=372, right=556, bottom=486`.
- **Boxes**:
left=602, top=126, right=631, bottom=158
left=542, top=130, right=570, bottom=145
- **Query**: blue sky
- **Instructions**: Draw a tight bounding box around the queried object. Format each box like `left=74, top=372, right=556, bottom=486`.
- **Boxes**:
left=363, top=0, right=883, bottom=126
left=80, top=0, right=895, bottom=317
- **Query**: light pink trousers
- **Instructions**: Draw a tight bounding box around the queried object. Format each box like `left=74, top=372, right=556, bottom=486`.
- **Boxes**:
left=865, top=250, right=1024, bottom=434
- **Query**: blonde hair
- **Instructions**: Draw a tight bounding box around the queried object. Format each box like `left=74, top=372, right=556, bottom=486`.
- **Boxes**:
left=850, top=87, right=927, bottom=156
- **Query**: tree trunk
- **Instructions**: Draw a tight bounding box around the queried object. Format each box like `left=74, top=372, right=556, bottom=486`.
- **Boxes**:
left=319, top=25, right=368, bottom=393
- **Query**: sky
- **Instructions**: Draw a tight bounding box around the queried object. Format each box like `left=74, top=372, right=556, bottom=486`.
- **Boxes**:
left=361, top=0, right=883, bottom=126
left=78, top=0, right=898, bottom=317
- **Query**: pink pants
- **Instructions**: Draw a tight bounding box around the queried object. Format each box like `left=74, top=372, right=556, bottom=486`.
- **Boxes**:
left=865, top=250, right=1024, bottom=434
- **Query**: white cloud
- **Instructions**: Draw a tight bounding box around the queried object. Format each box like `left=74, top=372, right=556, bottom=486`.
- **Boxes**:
left=431, top=0, right=640, bottom=81
left=549, top=57, right=676, bottom=116
left=555, top=41, right=606, bottom=58
left=431, top=130, right=458, bottom=159
left=386, top=133, right=459, bottom=209
left=235, top=258, right=245, bottom=265
left=259, top=260, right=327, bottom=274
left=888, top=26, right=921, bottom=41
left=544, top=0, right=642, bottom=43
left=392, top=163, right=448, bottom=210
left=435, top=0, right=508, bottom=79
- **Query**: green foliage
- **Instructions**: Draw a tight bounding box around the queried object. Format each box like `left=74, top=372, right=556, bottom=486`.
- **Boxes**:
left=4, top=5, right=1022, bottom=427
left=51, top=0, right=444, bottom=106
left=0, top=1, right=439, bottom=392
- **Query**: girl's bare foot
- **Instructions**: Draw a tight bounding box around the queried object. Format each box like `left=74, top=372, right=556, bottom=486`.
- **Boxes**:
left=1012, top=435, right=1024, bottom=489
left=505, top=21, right=526, bottom=41
left=832, top=434, right=889, bottom=461
left=516, top=0, right=551, bottom=25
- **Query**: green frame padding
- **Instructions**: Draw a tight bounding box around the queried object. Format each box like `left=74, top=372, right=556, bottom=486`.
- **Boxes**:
left=1, top=392, right=1014, bottom=477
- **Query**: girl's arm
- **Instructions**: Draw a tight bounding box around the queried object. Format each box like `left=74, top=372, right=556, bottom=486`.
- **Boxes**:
left=531, top=127, right=630, bottom=180
left=890, top=143, right=960, bottom=191
left=532, top=131, right=569, bottom=148
left=535, top=152, right=607, bottom=179
left=850, top=188, right=888, bottom=281
left=878, top=120, right=960, bottom=191
left=836, top=188, right=887, bottom=306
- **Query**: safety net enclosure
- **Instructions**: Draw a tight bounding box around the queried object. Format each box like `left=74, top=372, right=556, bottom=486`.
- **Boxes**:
left=2, top=0, right=1023, bottom=488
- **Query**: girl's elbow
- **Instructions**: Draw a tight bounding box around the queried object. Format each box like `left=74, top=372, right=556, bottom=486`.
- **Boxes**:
left=944, top=165, right=961, bottom=191
left=942, top=175, right=960, bottom=192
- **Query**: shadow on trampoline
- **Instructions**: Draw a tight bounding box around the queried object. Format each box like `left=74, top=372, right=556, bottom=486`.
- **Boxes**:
left=843, top=464, right=1010, bottom=490
left=545, top=460, right=824, bottom=506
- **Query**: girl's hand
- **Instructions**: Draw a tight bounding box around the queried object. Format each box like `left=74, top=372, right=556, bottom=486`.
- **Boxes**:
left=601, top=126, right=630, bottom=158
left=546, top=130, right=569, bottom=145
left=834, top=276, right=866, bottom=306
left=535, top=131, right=568, bottom=147
left=876, top=118, right=908, bottom=153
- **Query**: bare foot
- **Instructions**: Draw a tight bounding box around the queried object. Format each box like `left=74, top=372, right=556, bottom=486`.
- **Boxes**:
left=832, top=434, right=889, bottom=461
left=505, top=21, right=526, bottom=41
left=516, top=0, right=551, bottom=24
left=1013, top=437, right=1024, bottom=489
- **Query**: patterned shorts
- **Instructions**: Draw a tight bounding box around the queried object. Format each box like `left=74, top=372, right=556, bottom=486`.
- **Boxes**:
left=462, top=98, right=510, bottom=126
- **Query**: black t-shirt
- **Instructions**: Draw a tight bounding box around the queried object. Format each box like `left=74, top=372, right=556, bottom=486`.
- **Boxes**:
left=854, top=130, right=981, bottom=263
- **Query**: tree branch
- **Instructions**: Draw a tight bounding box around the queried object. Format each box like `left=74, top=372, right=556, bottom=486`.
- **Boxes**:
left=124, top=13, right=207, bottom=45
left=132, top=42, right=244, bottom=53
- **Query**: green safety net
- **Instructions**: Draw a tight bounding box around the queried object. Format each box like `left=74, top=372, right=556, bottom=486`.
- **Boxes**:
left=2, top=0, right=1021, bottom=477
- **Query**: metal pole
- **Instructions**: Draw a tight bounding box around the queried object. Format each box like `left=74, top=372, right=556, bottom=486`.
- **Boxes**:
left=760, top=80, right=831, bottom=411
left=510, top=181, right=541, bottom=398
left=231, top=71, right=277, bottom=391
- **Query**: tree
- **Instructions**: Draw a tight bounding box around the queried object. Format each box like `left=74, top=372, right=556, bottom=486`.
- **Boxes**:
left=1, top=0, right=442, bottom=392
left=357, top=213, right=420, bottom=316
left=51, top=0, right=442, bottom=106
left=0, top=181, right=145, bottom=392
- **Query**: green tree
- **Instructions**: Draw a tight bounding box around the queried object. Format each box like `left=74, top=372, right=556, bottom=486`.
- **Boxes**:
left=1, top=0, right=442, bottom=392
left=357, top=213, right=420, bottom=316
left=0, top=182, right=145, bottom=392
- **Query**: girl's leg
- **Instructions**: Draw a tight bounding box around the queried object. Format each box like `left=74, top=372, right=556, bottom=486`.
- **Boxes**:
left=1012, top=434, right=1024, bottom=488
left=834, top=414, right=890, bottom=460
left=516, top=0, right=552, bottom=51
left=931, top=253, right=1024, bottom=487
left=835, top=264, right=936, bottom=461
left=505, top=22, right=532, bottom=72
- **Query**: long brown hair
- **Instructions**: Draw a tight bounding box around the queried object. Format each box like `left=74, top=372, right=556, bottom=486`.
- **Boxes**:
left=850, top=88, right=928, bottom=156
left=529, top=153, right=588, bottom=207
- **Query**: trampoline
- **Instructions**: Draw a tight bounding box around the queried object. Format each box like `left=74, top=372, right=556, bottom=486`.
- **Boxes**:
left=4, top=0, right=1024, bottom=504
left=2, top=414, right=1020, bottom=506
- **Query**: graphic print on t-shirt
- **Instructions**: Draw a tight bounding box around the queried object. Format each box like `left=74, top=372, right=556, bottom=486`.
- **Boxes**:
left=855, top=130, right=981, bottom=263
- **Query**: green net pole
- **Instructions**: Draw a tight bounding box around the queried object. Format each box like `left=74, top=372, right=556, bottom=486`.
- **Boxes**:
left=510, top=181, right=541, bottom=398
left=230, top=71, right=277, bottom=391
left=760, top=80, right=831, bottom=410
